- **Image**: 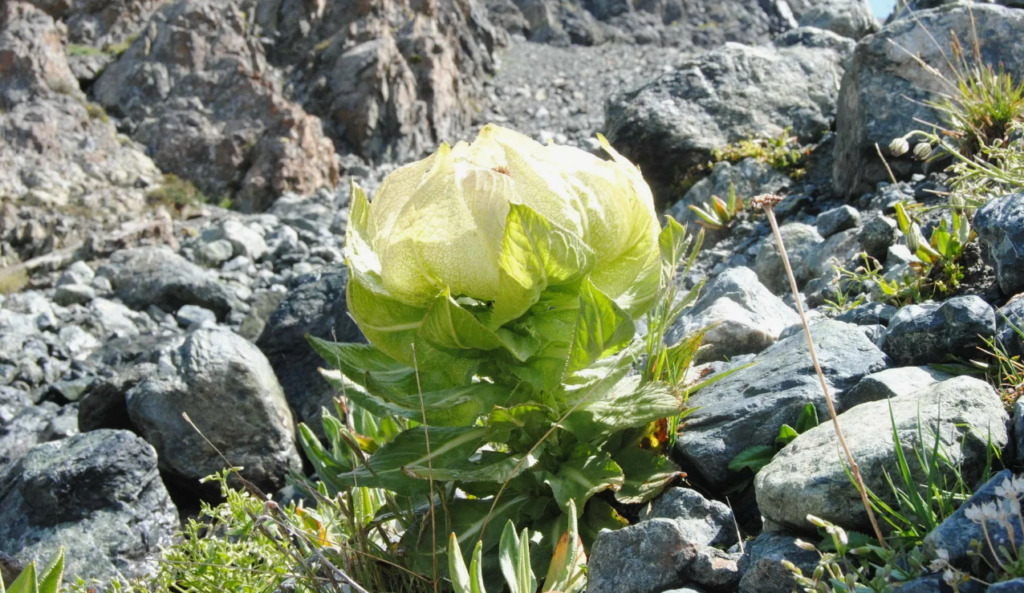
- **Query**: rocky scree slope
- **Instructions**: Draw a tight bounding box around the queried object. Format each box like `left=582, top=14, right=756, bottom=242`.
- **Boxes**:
left=2, top=1, right=1024, bottom=592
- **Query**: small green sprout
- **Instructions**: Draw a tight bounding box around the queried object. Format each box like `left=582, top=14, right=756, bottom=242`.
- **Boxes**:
left=687, top=184, right=743, bottom=231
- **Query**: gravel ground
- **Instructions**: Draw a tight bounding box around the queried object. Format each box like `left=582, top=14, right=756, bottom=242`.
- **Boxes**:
left=471, top=37, right=688, bottom=149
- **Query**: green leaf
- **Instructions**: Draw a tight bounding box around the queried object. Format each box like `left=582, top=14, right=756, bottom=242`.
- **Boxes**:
left=728, top=445, right=776, bottom=473
left=543, top=499, right=585, bottom=593
left=567, top=278, right=635, bottom=374
left=468, top=540, right=487, bottom=593
left=405, top=451, right=537, bottom=484
left=562, top=378, right=683, bottom=443
left=335, top=427, right=488, bottom=494
left=536, top=446, right=624, bottom=514
left=6, top=561, right=37, bottom=593
left=793, top=402, right=819, bottom=434
left=658, top=216, right=690, bottom=282
left=613, top=447, right=682, bottom=504
left=499, top=522, right=536, bottom=593
left=775, top=424, right=799, bottom=447
left=420, top=289, right=505, bottom=352
left=494, top=203, right=595, bottom=325
left=449, top=533, right=473, bottom=593
left=578, top=497, right=628, bottom=548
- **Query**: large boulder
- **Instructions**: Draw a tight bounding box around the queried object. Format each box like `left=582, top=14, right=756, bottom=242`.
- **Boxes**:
left=126, top=328, right=303, bottom=492
left=881, top=296, right=996, bottom=365
left=253, top=0, right=499, bottom=164
left=605, top=27, right=853, bottom=206
left=93, top=0, right=339, bottom=212
left=974, top=193, right=1024, bottom=297
left=0, top=429, right=178, bottom=581
left=256, top=266, right=365, bottom=430
left=833, top=5, right=1024, bottom=198
left=0, top=2, right=161, bottom=264
left=755, top=376, right=1008, bottom=532
left=675, top=320, right=890, bottom=489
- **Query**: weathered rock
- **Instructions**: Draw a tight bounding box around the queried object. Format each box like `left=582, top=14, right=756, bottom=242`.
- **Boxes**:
left=201, top=220, right=268, bottom=262
left=858, top=214, right=898, bottom=262
left=997, top=296, right=1024, bottom=358
left=737, top=532, right=820, bottom=593
left=640, top=487, right=737, bottom=548
left=126, top=329, right=302, bottom=492
left=0, top=400, right=70, bottom=470
left=93, top=0, right=339, bottom=212
left=99, top=246, right=239, bottom=319
left=606, top=27, right=852, bottom=205
left=989, top=579, right=1024, bottom=593
left=835, top=302, right=898, bottom=326
left=78, top=364, right=157, bottom=432
left=796, top=0, right=877, bottom=39
left=675, top=320, right=890, bottom=489
left=0, top=2, right=159, bottom=262
left=753, top=223, right=825, bottom=294
left=841, top=365, right=953, bottom=409
left=668, top=266, right=799, bottom=362
left=756, top=376, right=1007, bottom=532
left=882, top=296, right=996, bottom=365
left=833, top=5, right=1024, bottom=197
left=587, top=519, right=689, bottom=593
left=816, top=205, right=862, bottom=238
left=974, top=193, right=1024, bottom=296
left=254, top=0, right=498, bottom=166
left=256, top=266, right=365, bottom=429
left=0, top=429, right=177, bottom=581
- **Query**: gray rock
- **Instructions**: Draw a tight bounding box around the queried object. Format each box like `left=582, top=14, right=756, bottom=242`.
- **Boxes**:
left=53, top=284, right=96, bottom=307
left=668, top=267, right=799, bottom=362
left=195, top=239, right=234, bottom=268
left=587, top=519, right=689, bottom=593
left=833, top=5, right=1024, bottom=197
left=756, top=376, right=1007, bottom=532
left=640, top=487, right=737, bottom=548
left=882, top=296, right=996, bottom=365
left=667, top=159, right=791, bottom=225
left=174, top=305, right=217, bottom=330
left=56, top=261, right=95, bottom=287
left=816, top=205, right=862, bottom=238
left=126, top=329, right=302, bottom=492
left=256, top=266, right=365, bottom=429
left=836, top=302, right=898, bottom=326
left=101, top=246, right=238, bottom=319
left=677, top=545, right=741, bottom=591
left=88, top=298, right=147, bottom=339
left=841, top=366, right=953, bottom=409
left=606, top=28, right=853, bottom=206
left=997, top=296, right=1024, bottom=358
left=990, top=578, right=1024, bottom=593
left=202, top=220, right=268, bottom=262
left=0, top=429, right=177, bottom=581
left=753, top=223, right=825, bottom=294
left=737, top=533, right=820, bottom=593
left=797, top=0, right=878, bottom=39
left=55, top=325, right=101, bottom=361
left=0, top=400, right=64, bottom=470
left=925, top=469, right=1024, bottom=575
left=858, top=214, right=898, bottom=263
left=79, top=364, right=158, bottom=433
left=975, top=193, right=1024, bottom=296
left=675, top=320, right=890, bottom=489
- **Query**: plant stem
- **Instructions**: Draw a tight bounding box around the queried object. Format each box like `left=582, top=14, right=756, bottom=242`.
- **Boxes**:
left=753, top=194, right=888, bottom=549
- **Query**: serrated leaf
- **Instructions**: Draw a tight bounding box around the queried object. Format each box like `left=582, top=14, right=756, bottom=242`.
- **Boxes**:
left=536, top=447, right=624, bottom=514
left=7, top=561, right=37, bottom=593
left=562, top=377, right=683, bottom=443
left=567, top=279, right=634, bottom=374
left=335, top=427, right=488, bottom=493
left=727, top=445, right=776, bottom=473
left=613, top=447, right=682, bottom=504
left=494, top=203, right=595, bottom=325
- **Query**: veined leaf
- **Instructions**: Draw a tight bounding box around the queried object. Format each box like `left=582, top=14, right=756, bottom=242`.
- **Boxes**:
left=537, top=446, right=624, bottom=514
left=335, top=427, right=488, bottom=494
left=562, top=377, right=683, bottom=443
left=613, top=447, right=682, bottom=504
left=405, top=452, right=537, bottom=484
left=420, top=289, right=506, bottom=353
left=494, top=203, right=596, bottom=325
left=658, top=216, right=689, bottom=283
left=567, top=278, right=634, bottom=374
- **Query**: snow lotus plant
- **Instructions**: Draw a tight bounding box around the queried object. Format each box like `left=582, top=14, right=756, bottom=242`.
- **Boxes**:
left=303, top=124, right=707, bottom=584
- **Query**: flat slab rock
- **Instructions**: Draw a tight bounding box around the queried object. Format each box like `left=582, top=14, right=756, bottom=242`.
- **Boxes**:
left=755, top=376, right=1008, bottom=532
left=675, top=319, right=890, bottom=489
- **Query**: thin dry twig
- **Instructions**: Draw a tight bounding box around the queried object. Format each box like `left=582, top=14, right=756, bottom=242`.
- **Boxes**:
left=751, top=194, right=888, bottom=549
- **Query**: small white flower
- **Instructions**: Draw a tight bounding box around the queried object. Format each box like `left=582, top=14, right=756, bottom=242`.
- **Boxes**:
left=965, top=503, right=984, bottom=524
left=942, top=568, right=956, bottom=586
left=928, top=548, right=951, bottom=572
left=994, top=477, right=1013, bottom=499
